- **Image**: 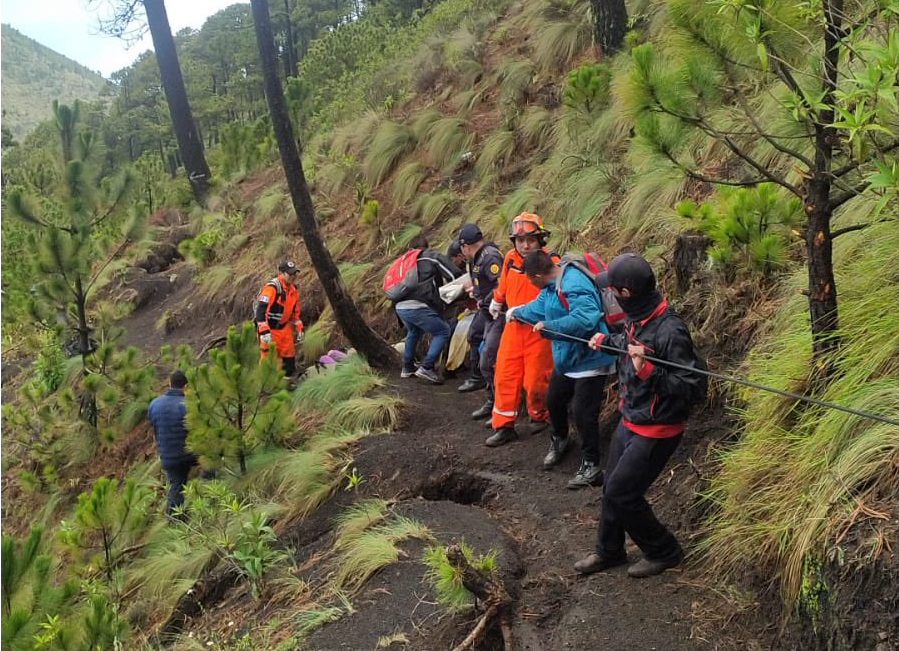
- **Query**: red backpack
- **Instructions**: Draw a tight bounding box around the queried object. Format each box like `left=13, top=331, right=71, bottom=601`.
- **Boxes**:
left=557, top=252, right=626, bottom=331
left=383, top=249, right=423, bottom=302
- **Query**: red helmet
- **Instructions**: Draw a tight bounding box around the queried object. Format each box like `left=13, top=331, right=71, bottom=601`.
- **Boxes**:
left=509, top=212, right=550, bottom=243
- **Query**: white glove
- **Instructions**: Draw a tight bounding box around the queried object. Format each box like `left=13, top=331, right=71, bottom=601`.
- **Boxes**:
left=505, top=306, right=519, bottom=323
left=296, top=330, right=305, bottom=345
left=259, top=331, right=272, bottom=346
left=488, top=299, right=504, bottom=320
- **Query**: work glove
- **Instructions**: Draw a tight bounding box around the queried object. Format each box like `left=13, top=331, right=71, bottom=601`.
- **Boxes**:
left=488, top=299, right=504, bottom=320
left=259, top=331, right=272, bottom=346
left=505, top=306, right=519, bottom=323
left=295, top=330, right=305, bottom=345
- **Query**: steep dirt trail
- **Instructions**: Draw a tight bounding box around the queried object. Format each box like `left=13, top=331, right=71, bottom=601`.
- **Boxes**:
left=348, top=372, right=736, bottom=651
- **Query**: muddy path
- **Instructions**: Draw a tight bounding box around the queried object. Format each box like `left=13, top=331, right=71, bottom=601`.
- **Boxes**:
left=337, top=372, right=753, bottom=651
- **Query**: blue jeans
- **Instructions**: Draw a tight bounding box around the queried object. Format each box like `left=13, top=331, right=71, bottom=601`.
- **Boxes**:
left=396, top=307, right=450, bottom=371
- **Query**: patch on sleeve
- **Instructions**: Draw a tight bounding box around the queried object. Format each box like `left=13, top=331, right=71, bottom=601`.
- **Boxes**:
left=259, top=295, right=270, bottom=303
left=489, top=263, right=500, bottom=275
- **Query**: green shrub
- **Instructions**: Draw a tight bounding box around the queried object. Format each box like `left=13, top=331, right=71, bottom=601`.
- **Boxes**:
left=563, top=63, right=612, bottom=117
left=422, top=543, right=498, bottom=610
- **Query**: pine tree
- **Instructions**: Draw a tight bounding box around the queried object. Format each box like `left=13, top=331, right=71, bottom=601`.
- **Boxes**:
left=5, top=101, right=143, bottom=426
left=590, top=0, right=628, bottom=55
left=185, top=323, right=293, bottom=475
left=625, top=0, right=899, bottom=372
left=59, top=478, right=153, bottom=593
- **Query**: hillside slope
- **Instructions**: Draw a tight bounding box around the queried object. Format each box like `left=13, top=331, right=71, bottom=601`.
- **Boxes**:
left=1, top=24, right=108, bottom=138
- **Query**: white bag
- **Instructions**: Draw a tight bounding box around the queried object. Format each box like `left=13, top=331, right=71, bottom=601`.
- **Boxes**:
left=439, top=272, right=471, bottom=304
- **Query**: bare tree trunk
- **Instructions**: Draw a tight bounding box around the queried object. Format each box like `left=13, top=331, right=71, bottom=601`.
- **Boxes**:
left=590, top=0, right=628, bottom=56
left=804, top=0, right=843, bottom=372
left=249, top=0, right=399, bottom=370
left=144, top=0, right=212, bottom=204
left=283, top=0, right=297, bottom=77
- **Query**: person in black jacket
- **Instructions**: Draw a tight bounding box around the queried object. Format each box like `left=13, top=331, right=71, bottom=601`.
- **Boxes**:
left=394, top=235, right=462, bottom=384
left=456, top=223, right=504, bottom=394
left=149, top=370, right=201, bottom=516
left=576, top=253, right=707, bottom=578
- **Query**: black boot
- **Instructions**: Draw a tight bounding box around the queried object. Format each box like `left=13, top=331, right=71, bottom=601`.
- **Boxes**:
left=485, top=427, right=517, bottom=447
left=458, top=377, right=486, bottom=392
left=543, top=435, right=570, bottom=469
left=471, top=402, right=493, bottom=420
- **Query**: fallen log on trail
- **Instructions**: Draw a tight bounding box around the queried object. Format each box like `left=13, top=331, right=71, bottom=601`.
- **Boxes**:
left=446, top=544, right=514, bottom=651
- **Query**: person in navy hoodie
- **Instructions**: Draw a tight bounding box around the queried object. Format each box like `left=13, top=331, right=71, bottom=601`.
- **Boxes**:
left=508, top=250, right=617, bottom=488
left=149, top=370, right=202, bottom=516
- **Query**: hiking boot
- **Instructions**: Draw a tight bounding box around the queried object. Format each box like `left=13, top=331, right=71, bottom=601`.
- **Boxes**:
left=574, top=552, right=628, bottom=575
left=567, top=460, right=603, bottom=489
left=458, top=377, right=486, bottom=393
left=627, top=549, right=684, bottom=578
left=471, top=402, right=493, bottom=420
left=415, top=367, right=444, bottom=385
left=516, top=419, right=549, bottom=437
left=485, top=427, right=517, bottom=447
left=543, top=435, right=570, bottom=470
left=400, top=366, right=417, bottom=378
left=286, top=378, right=298, bottom=392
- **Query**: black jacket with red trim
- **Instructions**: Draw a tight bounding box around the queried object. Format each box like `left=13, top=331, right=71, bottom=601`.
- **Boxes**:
left=606, top=301, right=707, bottom=432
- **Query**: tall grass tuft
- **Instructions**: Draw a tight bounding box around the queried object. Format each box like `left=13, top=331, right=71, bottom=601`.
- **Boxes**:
left=330, top=516, right=432, bottom=593
left=333, top=499, right=392, bottom=550
left=523, top=0, right=592, bottom=72
left=363, top=121, right=417, bottom=186
left=391, top=162, right=428, bottom=207
left=293, top=356, right=384, bottom=409
left=301, top=319, right=335, bottom=365
left=328, top=395, right=403, bottom=433
left=475, top=129, right=517, bottom=177
left=422, top=116, right=473, bottom=172
left=413, top=190, right=457, bottom=226
left=702, top=221, right=899, bottom=606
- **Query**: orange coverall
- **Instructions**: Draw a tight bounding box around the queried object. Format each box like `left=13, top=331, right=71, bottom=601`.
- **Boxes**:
left=256, top=278, right=302, bottom=366
left=490, top=249, right=557, bottom=429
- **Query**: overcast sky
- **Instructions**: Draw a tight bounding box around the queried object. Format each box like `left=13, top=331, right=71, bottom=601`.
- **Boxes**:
left=2, top=0, right=240, bottom=77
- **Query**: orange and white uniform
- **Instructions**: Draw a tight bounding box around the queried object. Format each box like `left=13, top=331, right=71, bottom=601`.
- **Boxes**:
left=256, top=278, right=302, bottom=364
left=490, top=248, right=558, bottom=429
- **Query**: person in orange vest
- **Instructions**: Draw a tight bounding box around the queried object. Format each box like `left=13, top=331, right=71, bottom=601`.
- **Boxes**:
left=255, top=260, right=303, bottom=380
left=484, top=213, right=558, bottom=447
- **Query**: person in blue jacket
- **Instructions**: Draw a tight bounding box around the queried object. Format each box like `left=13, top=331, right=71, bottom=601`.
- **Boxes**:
left=507, top=250, right=616, bottom=488
left=148, top=370, right=202, bottom=516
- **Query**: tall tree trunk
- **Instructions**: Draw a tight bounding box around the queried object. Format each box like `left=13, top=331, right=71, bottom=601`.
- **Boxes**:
left=74, top=277, right=97, bottom=427
left=804, top=0, right=843, bottom=372
left=249, top=0, right=399, bottom=370
left=143, top=0, right=212, bottom=204
left=590, top=0, right=627, bottom=56
left=283, top=0, right=297, bottom=78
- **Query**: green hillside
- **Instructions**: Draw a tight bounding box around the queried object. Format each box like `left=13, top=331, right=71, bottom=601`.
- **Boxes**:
left=1, top=24, right=108, bottom=138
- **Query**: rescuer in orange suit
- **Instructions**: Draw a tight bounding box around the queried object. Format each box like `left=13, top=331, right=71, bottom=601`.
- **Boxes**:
left=485, top=213, right=558, bottom=447
left=255, top=260, right=303, bottom=380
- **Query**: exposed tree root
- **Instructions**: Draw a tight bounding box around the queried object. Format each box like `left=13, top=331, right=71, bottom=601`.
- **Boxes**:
left=446, top=544, right=514, bottom=651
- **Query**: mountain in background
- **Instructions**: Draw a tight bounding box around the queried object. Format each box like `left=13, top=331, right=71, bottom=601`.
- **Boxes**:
left=1, top=24, right=108, bottom=138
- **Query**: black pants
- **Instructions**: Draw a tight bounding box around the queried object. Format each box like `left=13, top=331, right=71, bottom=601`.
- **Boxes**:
left=163, top=462, right=194, bottom=515
left=596, top=421, right=682, bottom=561
left=281, top=356, right=296, bottom=378
left=545, top=370, right=608, bottom=464
left=480, top=317, right=504, bottom=402
left=163, top=461, right=215, bottom=516
left=467, top=309, right=491, bottom=381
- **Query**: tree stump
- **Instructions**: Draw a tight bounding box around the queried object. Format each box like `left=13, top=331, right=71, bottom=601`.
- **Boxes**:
left=674, top=231, right=711, bottom=294
left=446, top=544, right=514, bottom=651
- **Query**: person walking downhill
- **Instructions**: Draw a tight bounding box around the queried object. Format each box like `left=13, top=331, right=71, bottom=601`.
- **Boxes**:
left=484, top=213, right=557, bottom=447
left=148, top=370, right=210, bottom=518
left=575, top=253, right=707, bottom=578
left=510, top=249, right=617, bottom=487
left=456, top=224, right=504, bottom=396
left=255, top=261, right=304, bottom=384
left=391, top=235, right=462, bottom=384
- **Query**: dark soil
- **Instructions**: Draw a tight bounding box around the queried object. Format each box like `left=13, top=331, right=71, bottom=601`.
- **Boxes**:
left=319, top=374, right=760, bottom=651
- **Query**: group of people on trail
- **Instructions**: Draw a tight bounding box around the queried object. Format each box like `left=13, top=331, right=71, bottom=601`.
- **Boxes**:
left=149, top=217, right=707, bottom=581
left=386, top=212, right=707, bottom=578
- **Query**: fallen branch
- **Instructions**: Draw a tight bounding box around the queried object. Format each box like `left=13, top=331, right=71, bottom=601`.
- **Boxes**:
left=446, top=544, right=514, bottom=651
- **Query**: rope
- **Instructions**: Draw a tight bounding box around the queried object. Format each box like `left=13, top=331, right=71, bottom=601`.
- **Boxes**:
left=510, top=316, right=899, bottom=427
